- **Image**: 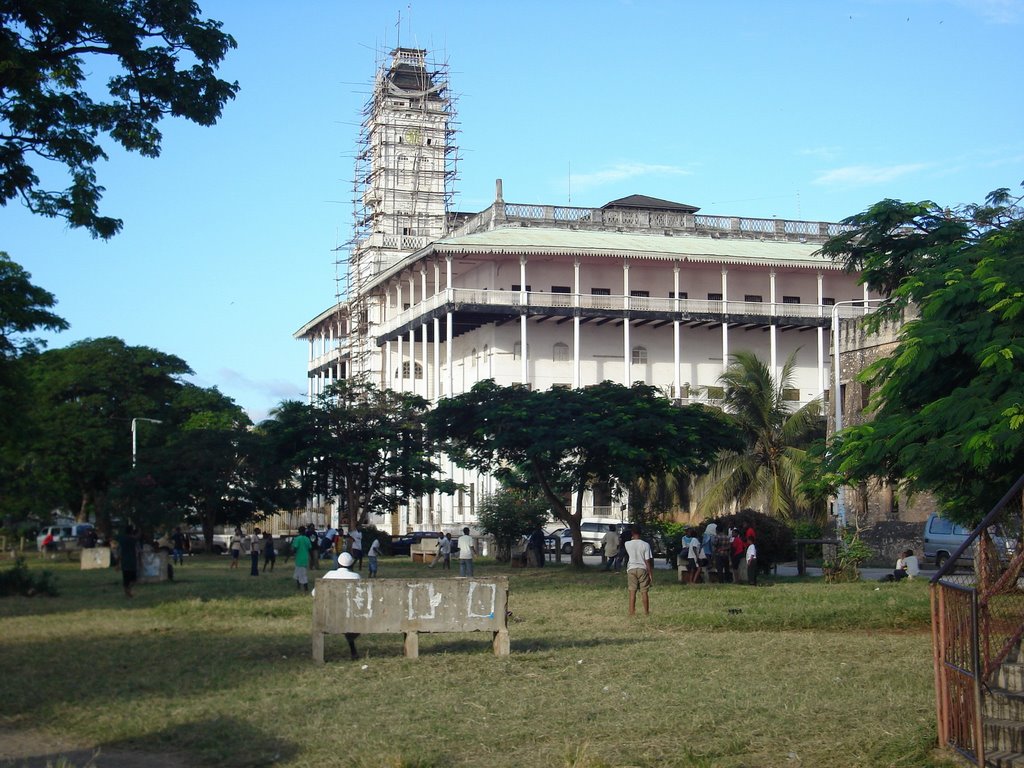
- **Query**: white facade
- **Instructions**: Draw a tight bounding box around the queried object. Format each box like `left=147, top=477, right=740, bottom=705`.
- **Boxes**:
left=296, top=51, right=875, bottom=532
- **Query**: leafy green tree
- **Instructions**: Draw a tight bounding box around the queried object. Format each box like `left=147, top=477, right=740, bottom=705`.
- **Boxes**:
left=820, top=187, right=1024, bottom=525
left=0, top=252, right=68, bottom=516
left=254, top=399, right=319, bottom=513
left=136, top=384, right=259, bottom=545
left=20, top=337, right=190, bottom=534
left=476, top=488, right=550, bottom=563
left=269, top=380, right=456, bottom=531
left=429, top=379, right=740, bottom=567
left=1, top=1, right=238, bottom=237
left=695, top=351, right=825, bottom=523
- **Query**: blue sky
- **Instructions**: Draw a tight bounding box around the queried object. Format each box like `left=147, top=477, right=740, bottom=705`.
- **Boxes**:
left=3, top=0, right=1022, bottom=421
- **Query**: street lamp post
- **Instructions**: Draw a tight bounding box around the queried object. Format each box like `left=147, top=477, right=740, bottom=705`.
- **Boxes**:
left=831, top=298, right=886, bottom=530
left=131, top=417, right=163, bottom=469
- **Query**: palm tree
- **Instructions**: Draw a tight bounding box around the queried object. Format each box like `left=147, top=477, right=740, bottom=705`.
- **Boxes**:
left=694, top=350, right=824, bottom=522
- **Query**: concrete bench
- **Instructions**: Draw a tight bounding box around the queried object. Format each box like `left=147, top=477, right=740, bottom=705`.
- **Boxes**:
left=410, top=539, right=437, bottom=563
left=312, top=576, right=510, bottom=661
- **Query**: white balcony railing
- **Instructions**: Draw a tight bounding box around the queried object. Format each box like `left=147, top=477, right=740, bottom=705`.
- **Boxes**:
left=377, top=289, right=874, bottom=337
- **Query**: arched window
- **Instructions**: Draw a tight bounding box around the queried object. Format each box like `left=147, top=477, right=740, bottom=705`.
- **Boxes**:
left=553, top=342, right=570, bottom=362
left=631, top=346, right=648, bottom=365
left=471, top=348, right=477, bottom=368
left=394, top=361, right=423, bottom=379
left=513, top=342, right=526, bottom=360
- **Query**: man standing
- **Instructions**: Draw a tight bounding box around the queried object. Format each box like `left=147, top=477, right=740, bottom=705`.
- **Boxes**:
left=347, top=525, right=363, bottom=570
left=457, top=527, right=476, bottom=577
left=746, top=537, right=758, bottom=586
left=248, top=527, right=261, bottom=576
left=624, top=527, right=654, bottom=616
left=367, top=536, right=381, bottom=578
left=601, top=525, right=620, bottom=571
left=171, top=526, right=186, bottom=566
left=117, top=525, right=141, bottom=599
left=292, top=528, right=312, bottom=593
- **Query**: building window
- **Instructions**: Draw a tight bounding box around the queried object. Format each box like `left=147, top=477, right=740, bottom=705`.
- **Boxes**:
left=513, top=342, right=528, bottom=360
left=822, top=297, right=836, bottom=306
left=744, top=294, right=763, bottom=302
left=706, top=385, right=725, bottom=400
left=471, top=348, right=477, bottom=368
left=860, top=383, right=871, bottom=410
left=512, top=284, right=532, bottom=292
left=783, top=296, right=800, bottom=304
left=708, top=293, right=723, bottom=301
left=669, top=291, right=688, bottom=299
left=631, top=346, right=648, bottom=364
left=591, top=288, right=611, bottom=295
left=395, top=361, right=423, bottom=379
left=551, top=285, right=571, bottom=293
left=783, top=388, right=800, bottom=402
left=553, top=342, right=570, bottom=362
left=630, top=290, right=650, bottom=298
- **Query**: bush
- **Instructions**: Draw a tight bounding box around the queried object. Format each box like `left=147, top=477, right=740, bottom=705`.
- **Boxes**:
left=823, top=529, right=872, bottom=583
left=703, top=509, right=795, bottom=573
left=0, top=556, right=58, bottom=597
left=363, top=526, right=391, bottom=555
left=477, top=489, right=549, bottom=563
left=791, top=520, right=824, bottom=560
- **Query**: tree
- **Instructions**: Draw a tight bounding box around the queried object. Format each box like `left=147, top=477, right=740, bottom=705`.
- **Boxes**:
left=267, top=380, right=456, bottom=531
left=429, top=379, right=740, bottom=567
left=1, top=1, right=238, bottom=237
left=0, top=251, right=68, bottom=359
left=20, top=336, right=191, bottom=533
left=138, top=383, right=260, bottom=545
left=476, top=488, right=549, bottom=563
left=819, top=186, right=1024, bottom=526
left=695, top=351, right=825, bottom=523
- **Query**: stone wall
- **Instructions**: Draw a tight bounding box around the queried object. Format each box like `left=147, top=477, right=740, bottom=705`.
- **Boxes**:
left=859, top=521, right=926, bottom=568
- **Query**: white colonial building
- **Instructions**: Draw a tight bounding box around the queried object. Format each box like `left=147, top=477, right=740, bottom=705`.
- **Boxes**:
left=296, top=48, right=878, bottom=532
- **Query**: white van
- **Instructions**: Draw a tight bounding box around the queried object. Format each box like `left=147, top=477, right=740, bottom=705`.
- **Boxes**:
left=922, top=514, right=1016, bottom=569
left=36, top=523, right=95, bottom=551
left=559, top=518, right=623, bottom=556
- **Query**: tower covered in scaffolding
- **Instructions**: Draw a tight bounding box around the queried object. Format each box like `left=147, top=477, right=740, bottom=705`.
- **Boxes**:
left=296, top=47, right=458, bottom=392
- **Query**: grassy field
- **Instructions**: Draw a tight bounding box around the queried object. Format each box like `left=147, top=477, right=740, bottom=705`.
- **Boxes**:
left=0, top=554, right=956, bottom=768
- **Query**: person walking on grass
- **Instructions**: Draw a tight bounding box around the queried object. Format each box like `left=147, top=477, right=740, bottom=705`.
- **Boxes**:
left=367, top=536, right=381, bottom=578
left=625, top=527, right=654, bottom=615
left=746, top=537, right=758, bottom=586
left=229, top=526, right=243, bottom=569
left=457, top=527, right=476, bottom=577
left=292, top=527, right=312, bottom=592
left=429, top=532, right=450, bottom=569
left=601, top=525, right=620, bottom=571
left=248, top=527, right=261, bottom=576
left=262, top=530, right=276, bottom=572
left=117, top=525, right=141, bottom=598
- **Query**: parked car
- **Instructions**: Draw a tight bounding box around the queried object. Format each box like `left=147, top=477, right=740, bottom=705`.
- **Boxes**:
left=36, top=523, right=95, bottom=552
left=922, top=513, right=1017, bottom=569
left=390, top=532, right=442, bottom=557
left=559, top=521, right=621, bottom=556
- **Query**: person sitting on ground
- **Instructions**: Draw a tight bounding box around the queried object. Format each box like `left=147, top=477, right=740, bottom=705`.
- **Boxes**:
left=888, top=548, right=920, bottom=581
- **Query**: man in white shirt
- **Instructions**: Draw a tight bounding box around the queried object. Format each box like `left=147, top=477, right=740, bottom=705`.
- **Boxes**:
left=312, top=552, right=361, bottom=659
left=457, top=527, right=476, bottom=577
left=893, top=549, right=920, bottom=580
left=347, top=526, right=363, bottom=570
left=429, top=533, right=451, bottom=569
left=746, top=540, right=758, bottom=586
left=624, top=527, right=654, bottom=616
left=601, top=525, right=620, bottom=572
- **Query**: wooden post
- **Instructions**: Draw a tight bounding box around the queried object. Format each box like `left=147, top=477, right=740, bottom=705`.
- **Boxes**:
left=312, top=631, right=325, bottom=664
left=493, top=629, right=510, bottom=656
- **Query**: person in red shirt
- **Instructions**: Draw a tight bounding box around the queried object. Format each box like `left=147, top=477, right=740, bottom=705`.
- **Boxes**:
left=729, top=529, right=747, bottom=583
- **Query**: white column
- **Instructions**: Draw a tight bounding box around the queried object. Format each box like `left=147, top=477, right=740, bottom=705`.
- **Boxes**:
left=446, top=255, right=453, bottom=293
left=769, top=270, right=777, bottom=382
left=573, top=317, right=581, bottom=389
left=817, top=272, right=825, bottom=395
left=623, top=262, right=631, bottom=385
left=432, top=316, right=441, bottom=401
left=863, top=283, right=870, bottom=310
left=408, top=328, right=415, bottom=395
left=520, top=314, right=528, bottom=385
left=385, top=340, right=392, bottom=392
left=573, top=258, right=581, bottom=389
left=421, top=323, right=428, bottom=400
left=520, top=256, right=528, bottom=386
left=721, top=268, right=729, bottom=373
left=673, top=263, right=681, bottom=398
left=396, top=332, right=404, bottom=394
left=446, top=310, right=454, bottom=397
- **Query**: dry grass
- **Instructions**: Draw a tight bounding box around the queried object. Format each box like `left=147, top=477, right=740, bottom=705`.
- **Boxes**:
left=0, top=555, right=955, bottom=768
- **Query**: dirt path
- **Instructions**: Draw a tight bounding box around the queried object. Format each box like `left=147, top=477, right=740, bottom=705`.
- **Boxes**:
left=0, top=728, right=189, bottom=768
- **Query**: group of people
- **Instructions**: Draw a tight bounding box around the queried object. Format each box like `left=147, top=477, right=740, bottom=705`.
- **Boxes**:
left=681, top=523, right=758, bottom=586
left=429, top=528, right=477, bottom=576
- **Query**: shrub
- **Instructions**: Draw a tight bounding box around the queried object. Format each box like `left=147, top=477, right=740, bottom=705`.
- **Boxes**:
left=0, top=556, right=59, bottom=597
left=704, top=509, right=795, bottom=573
left=823, top=529, right=872, bottom=583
